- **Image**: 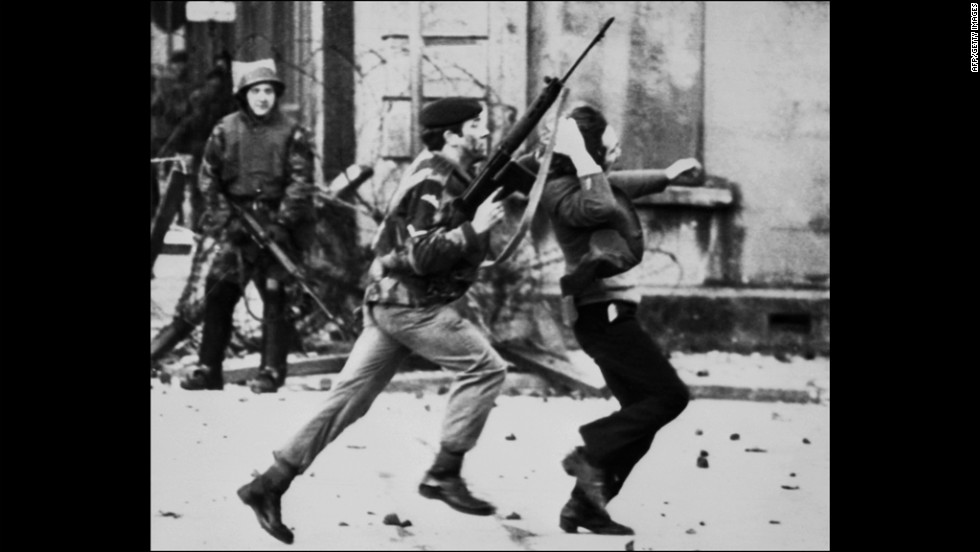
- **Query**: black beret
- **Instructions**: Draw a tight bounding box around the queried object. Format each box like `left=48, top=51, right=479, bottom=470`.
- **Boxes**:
left=420, top=97, right=482, bottom=129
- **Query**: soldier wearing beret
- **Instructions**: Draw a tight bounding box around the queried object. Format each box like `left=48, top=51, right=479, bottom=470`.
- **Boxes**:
left=237, top=98, right=508, bottom=544
left=179, top=60, right=316, bottom=394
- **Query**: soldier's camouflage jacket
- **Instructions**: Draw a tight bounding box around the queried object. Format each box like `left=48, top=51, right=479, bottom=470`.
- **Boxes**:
left=198, top=107, right=315, bottom=240
left=364, top=151, right=490, bottom=307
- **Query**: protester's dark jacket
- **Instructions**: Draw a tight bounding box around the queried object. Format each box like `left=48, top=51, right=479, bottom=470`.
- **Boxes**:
left=364, top=152, right=489, bottom=307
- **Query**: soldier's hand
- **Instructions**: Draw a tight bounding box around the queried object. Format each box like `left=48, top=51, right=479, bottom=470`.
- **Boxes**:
left=266, top=223, right=290, bottom=245
left=471, top=196, right=505, bottom=235
left=226, top=218, right=251, bottom=245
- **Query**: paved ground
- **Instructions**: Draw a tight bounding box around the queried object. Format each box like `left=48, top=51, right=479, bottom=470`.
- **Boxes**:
left=151, top=250, right=830, bottom=550
left=150, top=382, right=829, bottom=550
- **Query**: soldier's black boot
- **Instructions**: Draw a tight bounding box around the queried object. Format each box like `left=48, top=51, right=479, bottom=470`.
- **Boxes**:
left=237, top=460, right=297, bottom=544
left=181, top=278, right=240, bottom=391
left=559, top=486, right=634, bottom=535
left=179, top=364, right=224, bottom=390
left=561, top=446, right=609, bottom=510
left=418, top=448, right=495, bottom=516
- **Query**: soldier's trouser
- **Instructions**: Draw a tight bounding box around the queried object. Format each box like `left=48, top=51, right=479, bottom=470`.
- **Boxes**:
left=573, top=300, right=690, bottom=500
left=274, top=301, right=508, bottom=473
left=199, top=247, right=292, bottom=376
left=198, top=277, right=241, bottom=370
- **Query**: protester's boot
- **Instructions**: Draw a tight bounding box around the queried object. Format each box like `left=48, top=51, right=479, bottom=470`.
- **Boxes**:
left=561, top=446, right=609, bottom=510
left=559, top=486, right=634, bottom=535
left=237, top=460, right=297, bottom=545
left=249, top=281, right=290, bottom=394
left=418, top=448, right=496, bottom=516
left=180, top=278, right=240, bottom=391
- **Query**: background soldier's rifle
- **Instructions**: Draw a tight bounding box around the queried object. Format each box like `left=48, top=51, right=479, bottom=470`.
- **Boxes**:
left=229, top=201, right=351, bottom=340
left=450, top=17, right=615, bottom=223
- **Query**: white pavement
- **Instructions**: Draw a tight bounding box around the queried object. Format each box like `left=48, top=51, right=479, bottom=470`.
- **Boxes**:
left=151, top=383, right=829, bottom=550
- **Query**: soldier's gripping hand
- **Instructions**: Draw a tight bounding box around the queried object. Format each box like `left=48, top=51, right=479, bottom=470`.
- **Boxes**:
left=471, top=195, right=505, bottom=235
left=225, top=218, right=252, bottom=246
left=266, top=223, right=291, bottom=246
left=665, top=158, right=703, bottom=186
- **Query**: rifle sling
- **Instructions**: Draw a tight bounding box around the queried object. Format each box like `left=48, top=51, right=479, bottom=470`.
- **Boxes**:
left=481, top=87, right=569, bottom=268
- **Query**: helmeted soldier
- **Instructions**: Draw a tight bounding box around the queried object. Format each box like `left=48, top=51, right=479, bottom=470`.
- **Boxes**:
left=236, top=98, right=510, bottom=544
left=179, top=59, right=315, bottom=394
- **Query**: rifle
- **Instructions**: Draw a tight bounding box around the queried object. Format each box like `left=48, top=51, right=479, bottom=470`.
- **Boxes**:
left=228, top=201, right=349, bottom=338
left=452, top=17, right=615, bottom=220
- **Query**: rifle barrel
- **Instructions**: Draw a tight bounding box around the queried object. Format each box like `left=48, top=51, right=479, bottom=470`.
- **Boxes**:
left=560, top=17, right=615, bottom=85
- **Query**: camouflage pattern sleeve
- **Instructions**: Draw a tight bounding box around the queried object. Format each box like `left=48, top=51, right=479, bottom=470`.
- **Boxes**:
left=198, top=124, right=231, bottom=237
left=402, top=180, right=484, bottom=275
left=278, top=125, right=316, bottom=228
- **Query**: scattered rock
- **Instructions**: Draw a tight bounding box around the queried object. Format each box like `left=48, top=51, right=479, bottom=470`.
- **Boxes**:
left=339, top=522, right=348, bottom=527
left=309, top=472, right=315, bottom=478
left=745, top=448, right=767, bottom=453
left=437, top=385, right=450, bottom=395
left=686, top=528, right=696, bottom=534
left=415, top=390, right=424, bottom=399
left=790, top=473, right=796, bottom=477
left=159, top=372, right=172, bottom=384
left=401, top=520, right=413, bottom=528
left=699, top=450, right=709, bottom=457
left=774, top=352, right=791, bottom=363
left=697, top=456, right=709, bottom=469
left=803, top=438, right=811, bottom=444
left=529, top=391, right=541, bottom=398
left=158, top=511, right=182, bottom=518
left=382, top=513, right=402, bottom=526
left=770, top=520, right=781, bottom=524
left=771, top=412, right=783, bottom=421
left=695, top=429, right=703, bottom=436
left=367, top=511, right=375, bottom=515
left=625, top=540, right=635, bottom=550
left=699, top=521, right=705, bottom=526
left=781, top=485, right=799, bottom=490
left=320, top=378, right=332, bottom=391
left=730, top=433, right=740, bottom=440
left=424, top=404, right=431, bottom=412
left=696, top=370, right=709, bottom=377
left=505, top=434, right=516, bottom=441
left=238, top=397, right=248, bottom=402
left=505, top=512, right=522, bottom=520
left=347, top=445, right=366, bottom=450
left=661, top=513, right=666, bottom=517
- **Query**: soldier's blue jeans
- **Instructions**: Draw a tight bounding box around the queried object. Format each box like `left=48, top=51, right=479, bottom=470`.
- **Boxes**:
left=274, top=301, right=508, bottom=473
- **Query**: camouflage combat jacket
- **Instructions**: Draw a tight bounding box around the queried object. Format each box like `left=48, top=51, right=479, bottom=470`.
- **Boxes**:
left=198, top=108, right=315, bottom=238
left=364, top=152, right=489, bottom=308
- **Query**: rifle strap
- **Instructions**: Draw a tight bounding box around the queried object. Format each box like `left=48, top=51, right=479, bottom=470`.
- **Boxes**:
left=481, top=87, right=569, bottom=268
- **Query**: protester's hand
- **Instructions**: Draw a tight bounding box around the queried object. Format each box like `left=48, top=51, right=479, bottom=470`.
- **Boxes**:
left=553, top=117, right=602, bottom=177
left=471, top=196, right=505, bottom=235
left=665, top=158, right=703, bottom=184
